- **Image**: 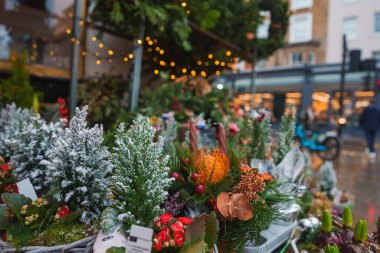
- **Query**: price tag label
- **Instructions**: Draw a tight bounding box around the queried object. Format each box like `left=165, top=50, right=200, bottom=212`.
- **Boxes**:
left=125, top=225, right=153, bottom=253
left=17, top=178, right=37, bottom=200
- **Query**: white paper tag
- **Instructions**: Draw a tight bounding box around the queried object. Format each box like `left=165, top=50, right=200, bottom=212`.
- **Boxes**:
left=125, top=225, right=153, bottom=253
left=93, top=230, right=128, bottom=253
left=16, top=178, right=38, bottom=200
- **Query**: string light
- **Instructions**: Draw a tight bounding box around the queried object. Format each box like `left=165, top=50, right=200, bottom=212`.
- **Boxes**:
left=155, top=46, right=160, bottom=52
left=147, top=47, right=153, bottom=52
left=226, top=50, right=232, bottom=56
left=216, top=70, right=221, bottom=75
left=170, top=74, right=176, bottom=80
left=91, top=36, right=97, bottom=41
left=170, top=62, right=175, bottom=67
left=159, top=60, right=166, bottom=66
left=66, top=29, right=71, bottom=34
left=145, top=36, right=151, bottom=41
left=154, top=69, right=159, bottom=75
left=215, top=60, right=220, bottom=65
left=181, top=2, right=187, bottom=7
left=32, top=43, right=37, bottom=49
left=191, top=70, right=196, bottom=77
left=159, top=49, right=164, bottom=55
left=124, top=57, right=129, bottom=62
left=70, top=38, right=76, bottom=43
left=129, top=53, right=134, bottom=59
left=30, top=55, right=36, bottom=61
left=205, top=61, right=210, bottom=66
left=200, top=71, right=207, bottom=77
left=79, top=20, right=84, bottom=26
left=98, top=43, right=104, bottom=48
left=148, top=40, right=154, bottom=46
left=96, top=59, right=101, bottom=65
left=49, top=50, right=55, bottom=56
left=197, top=60, right=202, bottom=65
left=208, top=53, right=213, bottom=59
left=182, top=68, right=187, bottom=74
left=75, top=40, right=80, bottom=45
left=108, top=50, right=114, bottom=55
left=82, top=51, right=87, bottom=56
left=221, top=61, right=226, bottom=66
left=186, top=9, right=190, bottom=14
left=137, top=39, right=142, bottom=45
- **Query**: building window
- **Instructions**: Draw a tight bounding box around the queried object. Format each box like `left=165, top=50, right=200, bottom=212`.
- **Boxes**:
left=343, top=16, right=358, bottom=40
left=375, top=12, right=380, bottom=33
left=290, top=52, right=303, bottom=65
left=289, top=13, right=313, bottom=43
left=291, top=0, right=313, bottom=10
left=373, top=51, right=380, bottom=60
left=308, top=51, right=316, bottom=64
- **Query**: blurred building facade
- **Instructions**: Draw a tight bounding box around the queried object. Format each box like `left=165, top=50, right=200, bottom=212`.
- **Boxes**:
left=227, top=0, right=380, bottom=125
left=267, top=0, right=329, bottom=67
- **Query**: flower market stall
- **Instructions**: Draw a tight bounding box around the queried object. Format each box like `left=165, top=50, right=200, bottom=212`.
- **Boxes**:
left=0, top=99, right=378, bottom=253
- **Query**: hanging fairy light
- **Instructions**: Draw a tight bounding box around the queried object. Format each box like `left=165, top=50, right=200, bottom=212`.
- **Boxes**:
left=66, top=29, right=71, bottom=34
left=124, top=57, right=129, bottom=62
left=129, top=53, right=134, bottom=59
left=96, top=59, right=101, bottom=65
left=154, top=69, right=159, bottom=75
left=200, top=71, right=207, bottom=77
left=226, top=50, right=232, bottom=56
left=170, top=74, right=176, bottom=80
left=91, top=36, right=97, bottom=41
left=98, top=43, right=104, bottom=48
left=137, top=39, right=143, bottom=45
left=170, top=62, right=175, bottom=67
left=182, top=68, right=187, bottom=74
left=208, top=53, right=213, bottom=59
left=108, top=49, right=114, bottom=55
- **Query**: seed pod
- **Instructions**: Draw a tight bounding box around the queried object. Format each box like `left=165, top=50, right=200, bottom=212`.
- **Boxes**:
left=342, top=206, right=352, bottom=228
left=354, top=220, right=364, bottom=243
left=322, top=210, right=332, bottom=233
left=359, top=220, right=368, bottom=243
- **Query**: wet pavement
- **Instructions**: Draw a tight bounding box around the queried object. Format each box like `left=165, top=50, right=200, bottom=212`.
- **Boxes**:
left=333, top=140, right=380, bottom=232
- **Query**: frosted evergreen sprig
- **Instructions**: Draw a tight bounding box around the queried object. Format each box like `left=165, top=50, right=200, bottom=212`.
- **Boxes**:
left=0, top=103, right=33, bottom=159
left=272, top=108, right=296, bottom=165
left=249, top=112, right=271, bottom=160
left=10, top=114, right=63, bottom=191
left=111, top=115, right=173, bottom=232
left=46, top=106, right=113, bottom=224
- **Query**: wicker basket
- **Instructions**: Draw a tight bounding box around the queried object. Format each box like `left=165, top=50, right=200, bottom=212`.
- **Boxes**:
left=0, top=235, right=96, bottom=253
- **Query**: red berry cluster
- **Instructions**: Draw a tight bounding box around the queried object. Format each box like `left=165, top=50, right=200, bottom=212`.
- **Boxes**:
left=57, top=97, right=68, bottom=121
left=0, top=163, right=18, bottom=193
left=153, top=214, right=193, bottom=251
left=54, top=205, right=70, bottom=220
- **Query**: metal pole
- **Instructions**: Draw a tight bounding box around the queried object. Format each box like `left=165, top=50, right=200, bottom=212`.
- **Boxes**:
left=129, top=23, right=144, bottom=112
left=69, top=0, right=82, bottom=118
left=338, top=34, right=347, bottom=137
left=339, top=34, right=347, bottom=116
left=249, top=48, right=258, bottom=109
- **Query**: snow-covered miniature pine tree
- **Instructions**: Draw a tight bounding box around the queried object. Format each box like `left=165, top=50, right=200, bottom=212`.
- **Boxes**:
left=249, top=112, right=271, bottom=160
left=111, top=115, right=173, bottom=232
left=10, top=115, right=63, bottom=191
left=0, top=104, right=33, bottom=159
left=273, top=109, right=296, bottom=165
left=46, top=106, right=113, bottom=224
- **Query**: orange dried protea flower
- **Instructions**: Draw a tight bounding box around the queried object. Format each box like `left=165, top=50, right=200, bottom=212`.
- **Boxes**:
left=194, top=148, right=229, bottom=185
left=232, top=169, right=265, bottom=202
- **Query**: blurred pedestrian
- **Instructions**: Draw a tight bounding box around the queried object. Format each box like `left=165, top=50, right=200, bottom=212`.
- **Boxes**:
left=359, top=100, right=380, bottom=158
